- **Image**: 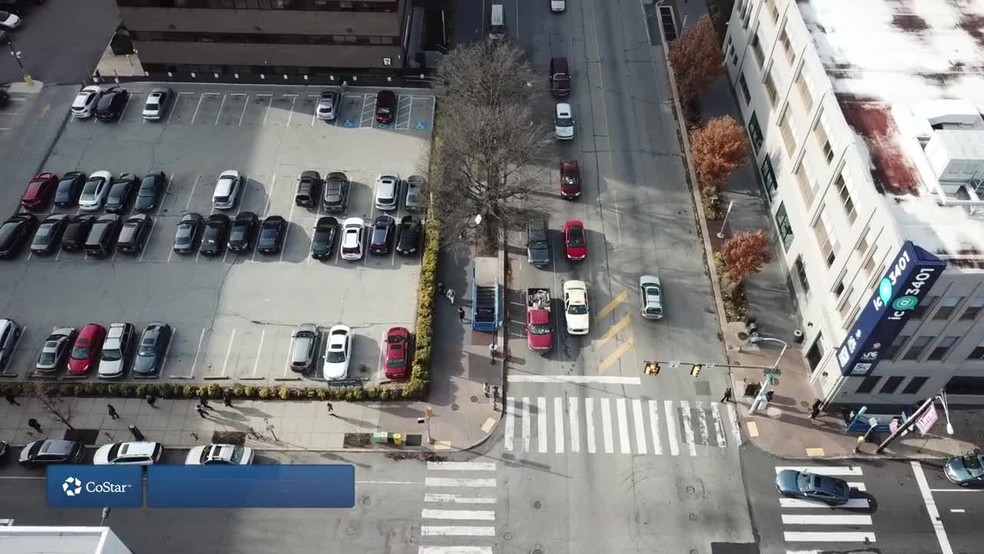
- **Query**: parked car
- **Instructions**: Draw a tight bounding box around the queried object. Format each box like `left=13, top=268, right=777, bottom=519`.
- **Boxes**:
left=288, top=323, right=320, bottom=374
left=200, top=214, right=231, bottom=256
left=563, top=280, right=590, bottom=335
left=78, top=170, right=113, bottom=211
left=93, top=441, right=163, bottom=465
left=30, top=215, right=69, bottom=256
left=173, top=212, right=203, bottom=254
left=0, top=10, right=21, bottom=30
left=316, top=90, right=340, bottom=121
left=322, top=172, right=350, bottom=213
left=54, top=171, right=87, bottom=208
left=549, top=56, right=571, bottom=97
left=369, top=215, right=395, bottom=255
left=116, top=214, right=152, bottom=255
left=98, top=322, right=135, bottom=378
left=142, top=87, right=173, bottom=121
left=0, top=440, right=6, bottom=463
left=71, top=85, right=103, bottom=119
left=527, top=220, right=551, bottom=267
left=775, top=469, right=852, bottom=506
left=564, top=220, right=587, bottom=261
left=554, top=103, right=575, bottom=140
left=560, top=160, right=581, bottom=199
left=945, top=452, right=984, bottom=486
left=639, top=275, right=664, bottom=320
left=395, top=216, right=421, bottom=256
left=212, top=170, right=243, bottom=210
left=67, top=323, right=107, bottom=376
left=19, top=439, right=85, bottom=468
left=0, top=213, right=38, bottom=259
left=257, top=215, right=287, bottom=255
left=323, top=324, right=352, bottom=380
left=60, top=215, right=95, bottom=253
left=134, top=171, right=166, bottom=212
left=94, top=87, right=129, bottom=122
left=375, top=90, right=397, bottom=124
left=311, top=216, right=339, bottom=260
left=35, top=327, right=76, bottom=374
left=20, top=172, right=58, bottom=211
left=0, top=318, right=21, bottom=371
left=133, top=322, right=171, bottom=376
left=185, top=444, right=254, bottom=465
left=374, top=173, right=400, bottom=211
left=339, top=218, right=365, bottom=261
left=105, top=173, right=139, bottom=214
left=550, top=0, right=566, bottom=13
left=295, top=170, right=321, bottom=208
left=405, top=175, right=424, bottom=211
left=383, top=327, right=411, bottom=379
left=84, top=214, right=121, bottom=257
left=227, top=211, right=258, bottom=253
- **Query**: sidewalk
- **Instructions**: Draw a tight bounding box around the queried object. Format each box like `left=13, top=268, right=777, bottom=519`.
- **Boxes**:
left=678, top=0, right=979, bottom=460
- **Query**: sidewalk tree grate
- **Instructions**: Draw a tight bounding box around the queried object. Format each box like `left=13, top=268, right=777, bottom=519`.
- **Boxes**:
left=212, top=431, right=245, bottom=445
left=343, top=433, right=372, bottom=448
left=63, top=429, right=99, bottom=445
left=404, top=434, right=422, bottom=447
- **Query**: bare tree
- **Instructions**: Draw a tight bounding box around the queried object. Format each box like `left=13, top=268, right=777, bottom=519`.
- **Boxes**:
left=26, top=381, right=75, bottom=430
left=432, top=39, right=553, bottom=253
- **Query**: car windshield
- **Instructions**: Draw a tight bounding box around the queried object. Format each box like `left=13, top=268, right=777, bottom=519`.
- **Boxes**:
left=326, top=348, right=346, bottom=363
left=138, top=336, right=157, bottom=356
left=568, top=305, right=588, bottom=315
left=38, top=350, right=56, bottom=366
left=35, top=226, right=52, bottom=239
left=563, top=174, right=578, bottom=184
left=175, top=228, right=192, bottom=245
left=146, top=97, right=160, bottom=106
left=568, top=230, right=584, bottom=247
left=102, top=346, right=122, bottom=362
left=259, top=229, right=276, bottom=245
left=530, top=324, right=551, bottom=335
left=230, top=227, right=246, bottom=241
left=378, top=106, right=392, bottom=114
left=71, top=342, right=90, bottom=359
left=557, top=117, right=573, bottom=126
left=961, top=454, right=984, bottom=471
left=82, top=181, right=99, bottom=196
left=313, top=232, right=332, bottom=249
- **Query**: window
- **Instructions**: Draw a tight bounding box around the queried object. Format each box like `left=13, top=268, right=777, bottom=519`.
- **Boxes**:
left=775, top=203, right=794, bottom=250
left=768, top=0, right=779, bottom=21
left=838, top=287, right=854, bottom=319
left=883, top=334, right=910, bottom=360
left=833, top=172, right=857, bottom=223
left=856, top=376, right=880, bottom=394
left=794, top=257, right=810, bottom=293
left=813, top=207, right=839, bottom=266
left=968, top=338, right=984, bottom=360
left=911, top=295, right=939, bottom=319
left=960, top=298, right=984, bottom=320
left=796, top=162, right=816, bottom=205
left=748, top=113, right=763, bottom=150
left=814, top=118, right=834, bottom=164
left=927, top=336, right=959, bottom=361
left=934, top=296, right=964, bottom=320
left=739, top=74, right=752, bottom=104
left=855, top=226, right=870, bottom=255
left=833, top=279, right=845, bottom=297
left=726, top=38, right=735, bottom=65
left=902, top=377, right=928, bottom=395
left=779, top=27, right=794, bottom=64
left=779, top=108, right=797, bottom=157
left=796, top=69, right=814, bottom=112
left=764, top=70, right=779, bottom=106
left=901, top=336, right=933, bottom=360
left=761, top=155, right=777, bottom=198
left=879, top=376, right=904, bottom=394
left=751, top=33, right=765, bottom=67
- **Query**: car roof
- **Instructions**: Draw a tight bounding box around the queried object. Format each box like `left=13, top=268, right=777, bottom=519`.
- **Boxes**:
left=343, top=217, right=364, bottom=228
left=116, top=441, right=158, bottom=457
left=556, top=103, right=572, bottom=114
left=564, top=280, right=587, bottom=293
left=78, top=323, right=105, bottom=339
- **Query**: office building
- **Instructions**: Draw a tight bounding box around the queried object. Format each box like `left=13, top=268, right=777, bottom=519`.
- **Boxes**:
left=0, top=526, right=133, bottom=554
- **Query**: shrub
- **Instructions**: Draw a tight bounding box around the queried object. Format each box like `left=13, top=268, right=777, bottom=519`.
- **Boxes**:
left=158, top=383, right=175, bottom=398
left=278, top=386, right=291, bottom=400
left=206, top=384, right=222, bottom=398
left=242, top=386, right=255, bottom=398
left=366, top=386, right=380, bottom=400
left=403, top=379, right=426, bottom=399
left=317, top=389, right=328, bottom=400
left=258, top=388, right=272, bottom=399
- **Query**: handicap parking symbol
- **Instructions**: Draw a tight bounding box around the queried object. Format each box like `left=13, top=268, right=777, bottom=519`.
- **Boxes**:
left=415, top=121, right=428, bottom=131
left=343, top=119, right=355, bottom=128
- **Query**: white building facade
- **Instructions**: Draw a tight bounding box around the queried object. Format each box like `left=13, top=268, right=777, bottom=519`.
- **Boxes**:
left=0, top=526, right=133, bottom=554
left=722, top=0, right=984, bottom=407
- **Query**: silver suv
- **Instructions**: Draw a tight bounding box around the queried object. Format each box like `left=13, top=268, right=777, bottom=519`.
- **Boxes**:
left=289, top=324, right=320, bottom=374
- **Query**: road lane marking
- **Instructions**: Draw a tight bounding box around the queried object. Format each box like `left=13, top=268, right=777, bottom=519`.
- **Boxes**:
left=568, top=397, right=580, bottom=453
left=680, top=401, right=697, bottom=456
left=251, top=328, right=266, bottom=377
left=521, top=396, right=531, bottom=452
left=600, top=398, right=614, bottom=453
left=183, top=174, right=201, bottom=212
left=594, top=290, right=628, bottom=321
left=594, top=314, right=631, bottom=350
left=420, top=526, right=495, bottom=537
left=783, top=532, right=876, bottom=543
left=615, top=398, right=631, bottom=454
left=510, top=375, right=641, bottom=385
left=504, top=396, right=515, bottom=452
left=930, top=489, right=982, bottom=492
left=727, top=403, right=742, bottom=444
left=220, top=329, right=237, bottom=377
left=775, top=466, right=864, bottom=476
left=711, top=402, right=727, bottom=448
left=427, top=462, right=496, bottom=471
left=951, top=508, right=965, bottom=513
left=632, top=399, right=647, bottom=455
left=781, top=514, right=873, bottom=525
left=537, top=396, right=547, bottom=453
left=236, top=94, right=249, bottom=126
left=585, top=397, right=597, bottom=453
left=648, top=401, right=662, bottom=455
left=554, top=397, right=564, bottom=454
left=664, top=401, right=680, bottom=456
left=423, top=493, right=496, bottom=504
left=424, top=478, right=496, bottom=488
left=598, top=336, right=635, bottom=373
left=780, top=498, right=871, bottom=509
left=421, top=509, right=495, bottom=521
left=912, top=460, right=954, bottom=554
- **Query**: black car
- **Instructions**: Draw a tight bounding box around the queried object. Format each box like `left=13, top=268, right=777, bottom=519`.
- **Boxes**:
left=18, top=439, right=85, bottom=468
left=322, top=171, right=350, bottom=213
left=60, top=214, right=95, bottom=253
left=200, top=214, right=231, bottom=256
left=527, top=220, right=551, bottom=267
left=228, top=211, right=258, bottom=253
left=311, top=216, right=339, bottom=260
left=53, top=171, right=87, bottom=208
left=116, top=214, right=152, bottom=255
left=134, top=171, right=166, bottom=212
left=94, top=87, right=129, bottom=122
left=104, top=173, right=139, bottom=214
left=369, top=214, right=395, bottom=255
left=133, top=322, right=172, bottom=376
left=85, top=214, right=121, bottom=257
left=0, top=213, right=39, bottom=259
left=30, top=215, right=70, bottom=256
left=295, top=170, right=321, bottom=208
left=173, top=212, right=204, bottom=255
left=257, top=215, right=287, bottom=255
left=395, top=216, right=422, bottom=256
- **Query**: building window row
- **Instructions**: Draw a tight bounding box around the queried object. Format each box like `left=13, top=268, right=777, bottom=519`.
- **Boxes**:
left=795, top=68, right=814, bottom=112
left=774, top=202, right=794, bottom=250
left=117, top=0, right=399, bottom=11
left=812, top=206, right=839, bottom=266
left=764, top=68, right=779, bottom=107
left=748, top=113, right=764, bottom=152
left=778, top=107, right=797, bottom=158
left=751, top=32, right=765, bottom=68
left=778, top=25, right=794, bottom=66
left=907, top=295, right=984, bottom=322
left=795, top=161, right=816, bottom=206
left=130, top=30, right=399, bottom=46
left=738, top=73, right=752, bottom=104
left=760, top=154, right=776, bottom=198
left=855, top=375, right=927, bottom=395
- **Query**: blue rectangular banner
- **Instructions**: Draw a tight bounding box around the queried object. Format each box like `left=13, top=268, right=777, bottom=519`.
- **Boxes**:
left=836, top=241, right=946, bottom=377
left=146, top=464, right=355, bottom=508
left=47, top=465, right=143, bottom=508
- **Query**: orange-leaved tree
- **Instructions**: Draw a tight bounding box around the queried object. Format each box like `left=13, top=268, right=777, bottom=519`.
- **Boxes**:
left=691, top=115, right=749, bottom=192
left=720, top=230, right=771, bottom=289
left=668, top=15, right=724, bottom=106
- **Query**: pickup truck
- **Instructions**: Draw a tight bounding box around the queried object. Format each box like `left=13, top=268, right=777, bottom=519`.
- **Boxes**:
left=526, top=288, right=553, bottom=352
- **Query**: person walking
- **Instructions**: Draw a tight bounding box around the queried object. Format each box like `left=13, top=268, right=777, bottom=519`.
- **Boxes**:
left=809, top=400, right=822, bottom=420
left=457, top=307, right=466, bottom=323
left=200, top=397, right=211, bottom=411
left=446, top=288, right=455, bottom=305
left=145, top=394, right=158, bottom=408
left=223, top=389, right=233, bottom=407
left=27, top=418, right=42, bottom=433
left=4, top=393, right=18, bottom=406
left=491, top=386, right=500, bottom=411
left=326, top=402, right=337, bottom=416
left=489, top=342, right=498, bottom=361
left=195, top=405, right=207, bottom=418
left=720, top=388, right=733, bottom=404
left=436, top=282, right=446, bottom=297
left=107, top=404, right=119, bottom=420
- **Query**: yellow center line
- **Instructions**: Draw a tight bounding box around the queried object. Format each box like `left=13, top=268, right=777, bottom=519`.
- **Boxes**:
left=594, top=314, right=632, bottom=351
left=595, top=290, right=628, bottom=321
left=598, top=336, right=635, bottom=373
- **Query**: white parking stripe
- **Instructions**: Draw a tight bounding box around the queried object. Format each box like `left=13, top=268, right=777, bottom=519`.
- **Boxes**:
left=418, top=547, right=493, bottom=554
left=537, top=396, right=547, bottom=453
left=187, top=328, right=206, bottom=379
left=521, top=396, right=531, bottom=452
left=783, top=532, right=876, bottom=543
left=190, top=94, right=205, bottom=125
left=504, top=396, right=515, bottom=452
left=585, top=397, right=597, bottom=454
left=710, top=402, right=727, bottom=448
left=727, top=402, right=742, bottom=444
left=775, top=466, right=864, bottom=476
left=420, top=526, right=495, bottom=537
left=423, top=493, right=496, bottom=504
left=780, top=498, right=871, bottom=509
left=284, top=94, right=297, bottom=127
left=260, top=94, right=274, bottom=125
left=568, top=397, right=580, bottom=453
left=280, top=202, right=296, bottom=262
left=220, top=329, right=237, bottom=377
left=616, top=398, right=631, bottom=454
left=421, top=509, right=495, bottom=521
left=600, top=398, right=614, bottom=453
left=680, top=400, right=697, bottom=456
left=426, top=462, right=496, bottom=471
left=781, top=514, right=873, bottom=525
left=236, top=94, right=249, bottom=127
left=250, top=329, right=265, bottom=377
left=424, top=478, right=496, bottom=488
left=137, top=217, right=156, bottom=261
left=554, top=397, right=564, bottom=454
left=665, top=400, right=680, bottom=456
left=632, top=399, right=647, bottom=455
left=648, top=400, right=662, bottom=455
left=214, top=94, right=227, bottom=125
left=848, top=482, right=866, bottom=491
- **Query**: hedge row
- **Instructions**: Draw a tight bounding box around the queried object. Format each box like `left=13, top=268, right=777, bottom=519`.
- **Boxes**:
left=0, top=381, right=416, bottom=402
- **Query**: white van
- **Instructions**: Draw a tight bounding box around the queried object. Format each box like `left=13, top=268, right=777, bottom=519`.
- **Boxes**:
left=490, top=4, right=505, bottom=39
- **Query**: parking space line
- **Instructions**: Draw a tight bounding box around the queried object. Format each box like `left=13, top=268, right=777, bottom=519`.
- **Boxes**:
left=138, top=218, right=156, bottom=262
left=361, top=94, right=374, bottom=127
left=157, top=172, right=175, bottom=216
left=190, top=94, right=206, bottom=125
left=251, top=329, right=266, bottom=377
left=215, top=94, right=227, bottom=126
left=184, top=174, right=201, bottom=212
left=185, top=328, right=206, bottom=380
left=280, top=202, right=296, bottom=263
left=221, top=329, right=237, bottom=377
left=309, top=95, right=319, bottom=126
left=119, top=94, right=134, bottom=120
left=305, top=203, right=322, bottom=264
left=283, top=340, right=295, bottom=378
left=237, top=94, right=249, bottom=126
left=285, top=95, right=298, bottom=127
left=168, top=92, right=193, bottom=125
left=259, top=94, right=274, bottom=126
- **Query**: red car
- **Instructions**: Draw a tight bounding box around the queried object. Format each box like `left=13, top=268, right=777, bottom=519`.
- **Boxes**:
left=564, top=220, right=587, bottom=261
left=21, top=172, right=59, bottom=212
left=560, top=160, right=581, bottom=200
left=383, top=326, right=411, bottom=379
left=67, top=323, right=107, bottom=376
left=375, top=90, right=397, bottom=124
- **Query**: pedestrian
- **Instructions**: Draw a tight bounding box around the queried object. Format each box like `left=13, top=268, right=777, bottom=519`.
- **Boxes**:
left=27, top=418, right=42, bottom=433
left=4, top=393, right=18, bottom=406
left=145, top=394, right=158, bottom=408
left=200, top=397, right=211, bottom=411
left=765, top=390, right=774, bottom=402
left=489, top=342, right=498, bottom=361
left=720, top=387, right=733, bottom=403
left=457, top=307, right=466, bottom=323
left=809, top=399, right=822, bottom=420
left=196, top=405, right=207, bottom=418
left=491, top=386, right=500, bottom=411
left=326, top=402, right=336, bottom=416
left=437, top=282, right=446, bottom=296
left=223, top=389, right=233, bottom=407
left=483, top=382, right=490, bottom=398
left=446, top=288, right=455, bottom=304
left=107, top=404, right=119, bottom=420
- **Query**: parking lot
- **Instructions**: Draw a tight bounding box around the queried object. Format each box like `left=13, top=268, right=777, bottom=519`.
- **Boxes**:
left=0, top=83, right=435, bottom=386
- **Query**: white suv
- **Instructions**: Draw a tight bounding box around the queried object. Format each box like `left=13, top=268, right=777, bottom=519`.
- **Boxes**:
left=340, top=217, right=365, bottom=261
left=374, top=173, right=400, bottom=211
left=555, top=103, right=575, bottom=140
left=212, top=170, right=243, bottom=210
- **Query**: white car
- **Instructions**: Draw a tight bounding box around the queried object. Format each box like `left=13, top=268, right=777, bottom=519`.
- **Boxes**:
left=316, top=90, right=340, bottom=121
left=142, top=87, right=172, bottom=121
left=563, top=280, right=590, bottom=335
left=339, top=217, right=365, bottom=261
left=0, top=10, right=21, bottom=30
left=374, top=173, right=400, bottom=211
left=98, top=322, right=134, bottom=378
left=93, top=441, right=163, bottom=465
left=213, top=170, right=243, bottom=210
left=71, top=86, right=103, bottom=119
left=405, top=175, right=424, bottom=211
left=639, top=275, right=664, bottom=320
left=323, top=324, right=352, bottom=380
left=78, top=171, right=113, bottom=211
left=185, top=444, right=254, bottom=465
left=550, top=0, right=566, bottom=13
left=555, top=103, right=575, bottom=140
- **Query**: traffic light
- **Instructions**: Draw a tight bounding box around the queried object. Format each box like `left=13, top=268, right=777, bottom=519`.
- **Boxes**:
left=645, top=362, right=660, bottom=376
left=690, top=364, right=703, bottom=378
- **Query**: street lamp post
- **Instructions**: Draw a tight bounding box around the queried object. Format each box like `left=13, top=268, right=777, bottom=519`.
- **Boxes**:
left=747, top=336, right=788, bottom=415
left=939, top=390, right=954, bottom=435
left=875, top=388, right=954, bottom=453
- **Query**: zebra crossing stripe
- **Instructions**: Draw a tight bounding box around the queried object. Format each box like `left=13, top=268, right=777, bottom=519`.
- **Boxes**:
left=775, top=466, right=864, bottom=476
left=538, top=396, right=548, bottom=453
left=727, top=402, right=742, bottom=444
left=664, top=400, right=680, bottom=456
left=585, top=397, right=598, bottom=453
left=633, top=399, right=648, bottom=455
left=781, top=514, right=873, bottom=525
left=847, top=482, right=866, bottom=491
left=554, top=397, right=565, bottom=454
left=427, top=462, right=496, bottom=471
left=696, top=401, right=710, bottom=450
left=648, top=400, right=663, bottom=455
left=421, top=509, right=496, bottom=521
left=504, top=397, right=515, bottom=452
left=616, top=398, right=631, bottom=454
left=601, top=398, right=615, bottom=453
left=568, top=397, right=581, bottom=453
left=783, top=531, right=876, bottom=543
left=522, top=396, right=532, bottom=453
left=421, top=526, right=496, bottom=536
left=780, top=497, right=870, bottom=509
left=711, top=402, right=727, bottom=448
left=424, top=493, right=496, bottom=504
left=680, top=400, right=697, bottom=457
left=425, top=478, right=496, bottom=488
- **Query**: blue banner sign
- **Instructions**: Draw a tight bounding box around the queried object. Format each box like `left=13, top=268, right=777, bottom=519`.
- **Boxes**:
left=836, top=241, right=946, bottom=377
left=47, top=465, right=143, bottom=508
left=147, top=465, right=355, bottom=508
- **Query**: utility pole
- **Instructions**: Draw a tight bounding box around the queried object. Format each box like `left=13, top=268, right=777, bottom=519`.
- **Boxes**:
left=874, top=394, right=935, bottom=454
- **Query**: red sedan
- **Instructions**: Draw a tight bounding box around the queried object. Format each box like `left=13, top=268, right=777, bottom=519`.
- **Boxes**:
left=21, top=172, right=59, bottom=212
left=68, top=323, right=107, bottom=376
left=383, top=327, right=411, bottom=379
left=564, top=220, right=587, bottom=261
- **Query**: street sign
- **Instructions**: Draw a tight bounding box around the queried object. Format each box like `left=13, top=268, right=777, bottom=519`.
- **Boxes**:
left=889, top=418, right=900, bottom=434
left=764, top=367, right=782, bottom=377
left=668, top=360, right=680, bottom=368
left=915, top=404, right=939, bottom=435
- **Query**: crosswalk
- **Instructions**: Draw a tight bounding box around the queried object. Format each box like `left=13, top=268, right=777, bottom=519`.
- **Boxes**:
left=419, top=461, right=498, bottom=554
left=775, top=465, right=876, bottom=548
left=502, top=396, right=741, bottom=456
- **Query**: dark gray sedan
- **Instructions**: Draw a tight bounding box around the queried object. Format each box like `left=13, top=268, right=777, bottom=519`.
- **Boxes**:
left=173, top=212, right=203, bottom=254
left=133, top=322, right=172, bottom=376
left=775, top=469, right=852, bottom=506
left=134, top=171, right=166, bottom=212
left=945, top=452, right=984, bottom=486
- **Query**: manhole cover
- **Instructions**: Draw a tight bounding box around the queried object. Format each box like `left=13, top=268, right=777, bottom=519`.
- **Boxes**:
left=361, top=495, right=372, bottom=506
left=503, top=531, right=512, bottom=541
left=451, top=403, right=460, bottom=411
left=689, top=513, right=698, bottom=522
left=533, top=500, right=541, bottom=509
left=471, top=395, right=479, bottom=403
left=685, top=485, right=695, bottom=494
